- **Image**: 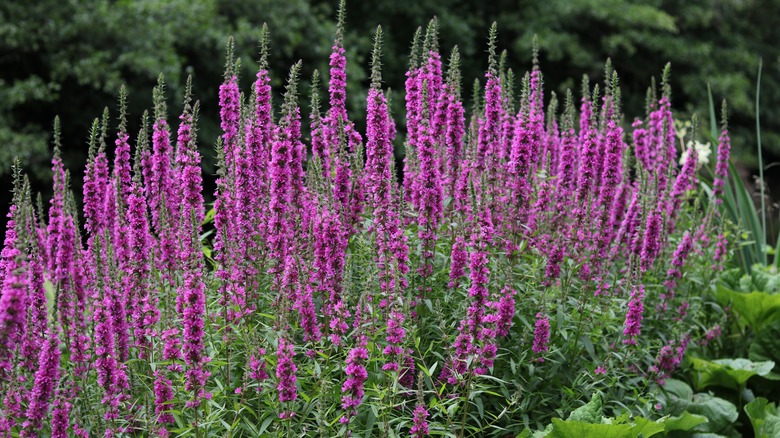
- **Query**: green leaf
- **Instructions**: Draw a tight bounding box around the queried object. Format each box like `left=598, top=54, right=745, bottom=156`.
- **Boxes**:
left=663, top=379, right=694, bottom=402
left=749, top=320, right=780, bottom=367
left=690, top=357, right=774, bottom=391
left=517, top=429, right=533, bottom=438
left=662, top=412, right=709, bottom=432
left=627, top=417, right=666, bottom=437
left=744, top=397, right=780, bottom=438
left=567, top=393, right=603, bottom=424
left=715, top=285, right=780, bottom=332
left=549, top=419, right=633, bottom=438
left=685, top=393, right=739, bottom=433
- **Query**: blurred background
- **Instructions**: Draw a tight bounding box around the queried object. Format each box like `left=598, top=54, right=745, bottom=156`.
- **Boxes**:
left=1, top=0, right=778, bottom=234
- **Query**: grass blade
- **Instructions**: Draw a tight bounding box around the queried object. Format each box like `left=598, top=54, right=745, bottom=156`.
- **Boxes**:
left=756, top=58, right=766, bottom=264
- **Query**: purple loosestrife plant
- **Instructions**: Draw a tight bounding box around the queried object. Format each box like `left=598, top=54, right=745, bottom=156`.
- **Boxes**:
left=623, top=285, right=646, bottom=345
left=532, top=313, right=550, bottom=361
left=412, top=88, right=444, bottom=279
left=0, top=20, right=733, bottom=436
left=444, top=47, right=466, bottom=201
left=275, top=336, right=297, bottom=415
left=341, top=335, right=368, bottom=424
left=713, top=103, right=731, bottom=204
left=410, top=404, right=430, bottom=437
left=21, top=327, right=60, bottom=435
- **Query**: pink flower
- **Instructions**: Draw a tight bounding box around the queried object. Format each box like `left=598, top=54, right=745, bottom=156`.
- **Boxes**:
left=532, top=313, right=551, bottom=360
left=623, top=285, right=646, bottom=345
left=276, top=337, right=297, bottom=404
left=410, top=404, right=430, bottom=437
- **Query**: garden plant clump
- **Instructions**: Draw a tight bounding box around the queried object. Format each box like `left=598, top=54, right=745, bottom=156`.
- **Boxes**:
left=0, top=3, right=735, bottom=436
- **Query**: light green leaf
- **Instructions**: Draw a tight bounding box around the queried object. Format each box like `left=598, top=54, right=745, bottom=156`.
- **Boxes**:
left=686, top=393, right=739, bottom=433
left=716, top=285, right=780, bottom=332
left=690, top=357, right=774, bottom=391
left=662, top=412, right=709, bottom=432
left=627, top=417, right=666, bottom=437
left=749, top=320, right=780, bottom=368
left=744, top=398, right=780, bottom=438
left=549, top=419, right=632, bottom=438
left=567, top=393, right=603, bottom=424
left=663, top=379, right=694, bottom=402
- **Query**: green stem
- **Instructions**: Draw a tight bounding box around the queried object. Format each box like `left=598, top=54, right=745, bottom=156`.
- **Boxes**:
left=458, top=372, right=475, bottom=438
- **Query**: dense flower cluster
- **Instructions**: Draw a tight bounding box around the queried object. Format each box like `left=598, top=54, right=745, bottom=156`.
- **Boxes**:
left=0, top=8, right=732, bottom=435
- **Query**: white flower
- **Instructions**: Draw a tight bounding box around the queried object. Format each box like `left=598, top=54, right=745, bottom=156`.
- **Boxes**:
left=679, top=140, right=711, bottom=168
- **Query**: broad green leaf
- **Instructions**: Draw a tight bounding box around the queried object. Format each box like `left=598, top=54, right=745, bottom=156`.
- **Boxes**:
left=686, top=393, right=739, bottom=433
left=690, top=357, right=774, bottom=391
left=744, top=397, right=780, bottom=438
left=549, top=419, right=632, bottom=438
left=715, top=285, right=780, bottom=332
left=567, top=393, right=603, bottom=424
left=663, top=379, right=694, bottom=402
left=749, top=320, right=780, bottom=368
left=627, top=417, right=666, bottom=437
left=517, top=429, right=532, bottom=438
left=662, top=412, right=708, bottom=432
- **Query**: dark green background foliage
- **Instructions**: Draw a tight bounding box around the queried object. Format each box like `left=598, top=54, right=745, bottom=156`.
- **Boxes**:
left=1, top=0, right=778, bottom=209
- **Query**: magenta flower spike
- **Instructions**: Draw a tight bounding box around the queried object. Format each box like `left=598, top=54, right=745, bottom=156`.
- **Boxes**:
left=444, top=48, right=466, bottom=201
left=267, top=62, right=303, bottom=286
left=0, top=229, right=27, bottom=372
left=640, top=207, right=663, bottom=272
left=175, top=77, right=205, bottom=228
left=410, top=404, right=430, bottom=437
left=149, top=76, right=174, bottom=234
left=94, top=289, right=129, bottom=421
left=403, top=28, right=424, bottom=206
left=276, top=336, right=298, bottom=407
left=153, top=370, right=174, bottom=424
left=475, top=24, right=501, bottom=177
left=623, top=285, right=646, bottom=345
left=594, top=115, right=625, bottom=257
left=20, top=229, right=49, bottom=373
left=555, top=91, right=578, bottom=211
left=113, top=86, right=133, bottom=205
left=341, top=336, right=368, bottom=422
left=713, top=103, right=731, bottom=204
left=532, top=313, right=550, bottom=360
left=662, top=231, right=694, bottom=308
left=412, top=85, right=444, bottom=279
left=22, top=327, right=61, bottom=435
